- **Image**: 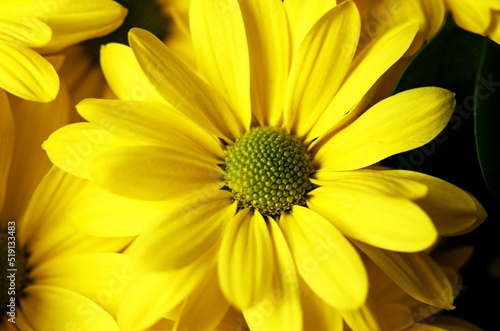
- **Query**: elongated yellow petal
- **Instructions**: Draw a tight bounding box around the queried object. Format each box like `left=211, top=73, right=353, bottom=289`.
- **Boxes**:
left=284, top=1, right=360, bottom=137
left=300, top=276, right=343, bottom=330
left=309, top=23, right=419, bottom=140
left=190, top=0, right=251, bottom=131
left=77, top=98, right=224, bottom=161
left=355, top=241, right=455, bottom=309
left=0, top=16, right=51, bottom=47
left=64, top=181, right=170, bottom=237
left=283, top=0, right=335, bottom=52
left=280, top=206, right=367, bottom=309
left=0, top=44, right=58, bottom=102
left=128, top=28, right=245, bottom=140
left=90, top=145, right=223, bottom=201
left=340, top=298, right=386, bottom=331
left=308, top=184, right=437, bottom=252
left=22, top=285, right=120, bottom=331
left=128, top=191, right=233, bottom=271
left=243, top=219, right=302, bottom=331
left=238, top=0, right=288, bottom=126
left=31, top=253, right=135, bottom=317
left=175, top=266, right=230, bottom=331
left=0, top=90, right=14, bottom=214
left=37, top=0, right=127, bottom=53
left=100, top=43, right=165, bottom=102
left=315, top=87, right=455, bottom=170
left=118, top=249, right=217, bottom=331
left=218, top=210, right=274, bottom=309
left=4, top=86, right=70, bottom=220
left=42, top=122, right=130, bottom=180
left=446, top=0, right=491, bottom=34
left=384, top=170, right=487, bottom=236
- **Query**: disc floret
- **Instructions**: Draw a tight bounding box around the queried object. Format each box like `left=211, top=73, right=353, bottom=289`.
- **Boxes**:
left=224, top=127, right=314, bottom=217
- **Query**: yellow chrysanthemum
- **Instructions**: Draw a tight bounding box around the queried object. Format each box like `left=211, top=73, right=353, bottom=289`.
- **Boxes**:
left=0, top=86, right=162, bottom=329
left=43, top=1, right=486, bottom=330
left=0, top=0, right=127, bottom=102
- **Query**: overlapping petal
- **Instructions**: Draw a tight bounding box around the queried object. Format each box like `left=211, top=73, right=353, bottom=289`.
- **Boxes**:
left=284, top=1, right=360, bottom=137
left=280, top=206, right=368, bottom=310
left=243, top=219, right=302, bottom=331
left=238, top=0, right=289, bottom=126
left=314, top=87, right=455, bottom=170
left=355, top=241, right=455, bottom=309
left=0, top=44, right=58, bottom=102
left=190, top=0, right=251, bottom=130
left=309, top=171, right=436, bottom=252
left=128, top=28, right=245, bottom=140
left=90, top=145, right=223, bottom=200
left=218, top=209, right=274, bottom=309
left=128, top=190, right=233, bottom=271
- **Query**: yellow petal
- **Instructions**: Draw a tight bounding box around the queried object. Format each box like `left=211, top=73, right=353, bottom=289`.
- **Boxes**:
left=283, top=0, right=335, bottom=52
left=22, top=285, right=120, bottom=331
left=243, top=219, right=302, bottom=331
left=31, top=253, right=135, bottom=318
left=128, top=28, right=245, bottom=140
left=384, top=170, right=487, bottom=236
left=340, top=298, right=386, bottom=331
left=100, top=43, right=165, bottom=102
left=42, top=122, right=129, bottom=180
left=18, top=169, right=132, bottom=265
left=0, top=44, right=58, bottom=102
left=118, top=248, right=217, bottom=331
left=308, top=181, right=437, bottom=252
left=315, top=87, right=455, bottom=170
left=0, top=90, right=14, bottom=214
left=355, top=241, right=455, bottom=309
left=128, top=190, right=233, bottom=271
left=64, top=181, right=170, bottom=237
left=90, top=145, right=223, bottom=201
left=309, top=23, right=419, bottom=140
left=4, top=85, right=70, bottom=220
left=280, top=206, right=368, bottom=309
left=238, top=0, right=289, bottom=126
left=300, top=277, right=343, bottom=330
left=446, top=0, right=491, bottom=34
left=77, top=98, right=224, bottom=161
left=431, top=315, right=484, bottom=331
left=37, top=0, right=127, bottom=53
left=284, top=1, right=360, bottom=137
left=175, top=266, right=230, bottom=331
left=0, top=16, right=51, bottom=47
left=218, top=209, right=274, bottom=309
left=190, top=0, right=251, bottom=131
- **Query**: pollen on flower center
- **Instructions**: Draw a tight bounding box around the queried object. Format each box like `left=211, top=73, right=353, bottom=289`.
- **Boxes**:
left=83, top=0, right=171, bottom=63
left=224, top=127, right=315, bottom=218
left=1, top=233, right=30, bottom=312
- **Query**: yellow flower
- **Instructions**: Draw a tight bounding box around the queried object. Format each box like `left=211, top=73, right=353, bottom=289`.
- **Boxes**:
left=0, top=86, right=160, bottom=329
left=0, top=0, right=126, bottom=102
left=43, top=1, right=486, bottom=330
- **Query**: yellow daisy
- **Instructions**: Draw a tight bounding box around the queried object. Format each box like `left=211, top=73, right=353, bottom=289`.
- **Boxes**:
left=43, top=1, right=486, bottom=330
left=0, top=86, right=159, bottom=329
left=0, top=0, right=126, bottom=102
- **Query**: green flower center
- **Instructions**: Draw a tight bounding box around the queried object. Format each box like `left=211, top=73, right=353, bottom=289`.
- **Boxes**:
left=83, top=0, right=171, bottom=63
left=224, top=127, right=315, bottom=218
left=1, top=232, right=30, bottom=314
